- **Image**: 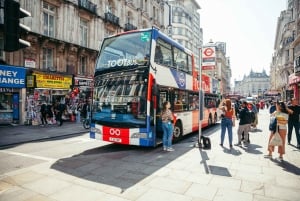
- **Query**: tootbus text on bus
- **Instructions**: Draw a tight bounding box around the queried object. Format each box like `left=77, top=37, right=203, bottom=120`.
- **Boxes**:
left=90, top=27, right=220, bottom=147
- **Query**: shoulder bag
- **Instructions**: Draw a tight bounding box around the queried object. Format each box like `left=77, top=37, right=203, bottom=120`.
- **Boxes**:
left=269, top=126, right=283, bottom=146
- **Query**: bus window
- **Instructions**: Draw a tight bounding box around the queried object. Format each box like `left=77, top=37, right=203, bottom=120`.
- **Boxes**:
left=189, top=93, right=199, bottom=110
left=174, top=47, right=188, bottom=73
left=154, top=45, right=163, bottom=64
left=156, top=39, right=173, bottom=67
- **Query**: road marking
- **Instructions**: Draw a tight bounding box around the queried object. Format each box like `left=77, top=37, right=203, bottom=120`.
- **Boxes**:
left=0, top=150, right=55, bottom=162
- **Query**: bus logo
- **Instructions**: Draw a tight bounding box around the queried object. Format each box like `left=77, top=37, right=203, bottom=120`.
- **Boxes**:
left=109, top=128, right=121, bottom=136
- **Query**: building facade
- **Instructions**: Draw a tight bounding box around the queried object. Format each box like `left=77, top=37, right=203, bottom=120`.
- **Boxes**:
left=234, top=69, right=270, bottom=99
left=0, top=0, right=222, bottom=124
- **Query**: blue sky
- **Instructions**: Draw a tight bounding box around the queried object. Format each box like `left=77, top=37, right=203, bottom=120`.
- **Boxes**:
left=198, top=0, right=287, bottom=83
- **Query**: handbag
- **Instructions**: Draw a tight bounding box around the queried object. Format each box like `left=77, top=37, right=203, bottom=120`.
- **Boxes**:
left=269, top=116, right=277, bottom=132
left=269, top=126, right=283, bottom=146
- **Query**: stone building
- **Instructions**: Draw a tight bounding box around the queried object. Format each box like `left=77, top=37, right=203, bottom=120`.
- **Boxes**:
left=0, top=0, right=205, bottom=124
left=234, top=69, right=270, bottom=99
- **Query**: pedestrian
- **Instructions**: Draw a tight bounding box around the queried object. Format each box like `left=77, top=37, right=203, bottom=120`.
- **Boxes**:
left=235, top=101, right=251, bottom=146
left=269, top=101, right=276, bottom=114
left=266, top=101, right=292, bottom=161
left=55, top=101, right=66, bottom=126
left=287, top=98, right=300, bottom=149
left=248, top=102, right=258, bottom=131
left=219, top=99, right=236, bottom=148
left=46, top=103, right=54, bottom=124
left=40, top=101, right=47, bottom=126
left=161, top=101, right=174, bottom=151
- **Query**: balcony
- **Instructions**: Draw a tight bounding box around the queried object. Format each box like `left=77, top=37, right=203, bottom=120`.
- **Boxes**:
left=78, top=0, right=97, bottom=14
left=124, top=23, right=137, bottom=32
left=104, top=12, right=120, bottom=26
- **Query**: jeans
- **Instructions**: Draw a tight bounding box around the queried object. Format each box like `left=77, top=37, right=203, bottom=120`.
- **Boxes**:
left=162, top=122, right=173, bottom=148
left=221, top=117, right=233, bottom=145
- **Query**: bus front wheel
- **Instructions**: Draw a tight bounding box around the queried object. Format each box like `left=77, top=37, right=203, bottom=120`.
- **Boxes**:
left=173, top=121, right=183, bottom=141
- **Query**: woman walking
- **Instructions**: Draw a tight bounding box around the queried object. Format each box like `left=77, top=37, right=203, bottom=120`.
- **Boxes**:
left=267, top=101, right=291, bottom=161
left=219, top=99, right=236, bottom=148
left=161, top=101, right=174, bottom=151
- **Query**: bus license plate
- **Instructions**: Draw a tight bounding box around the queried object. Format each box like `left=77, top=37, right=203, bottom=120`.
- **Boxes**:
left=109, top=137, right=121, bottom=143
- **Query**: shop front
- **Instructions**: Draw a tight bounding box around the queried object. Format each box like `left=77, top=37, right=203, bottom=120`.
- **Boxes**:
left=288, top=73, right=300, bottom=103
left=25, top=71, right=73, bottom=125
left=0, top=65, right=26, bottom=124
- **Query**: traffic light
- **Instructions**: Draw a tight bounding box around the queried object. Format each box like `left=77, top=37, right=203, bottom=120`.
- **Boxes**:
left=4, top=0, right=31, bottom=52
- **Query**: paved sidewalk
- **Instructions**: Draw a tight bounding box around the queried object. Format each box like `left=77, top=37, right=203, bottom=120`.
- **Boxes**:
left=0, top=122, right=88, bottom=147
left=0, top=109, right=299, bottom=201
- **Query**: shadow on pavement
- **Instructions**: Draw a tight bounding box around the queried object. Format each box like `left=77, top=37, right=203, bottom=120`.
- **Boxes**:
left=50, top=139, right=194, bottom=191
left=271, top=158, right=300, bottom=175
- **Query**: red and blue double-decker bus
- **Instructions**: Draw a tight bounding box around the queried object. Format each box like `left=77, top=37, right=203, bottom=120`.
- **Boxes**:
left=90, top=28, right=219, bottom=147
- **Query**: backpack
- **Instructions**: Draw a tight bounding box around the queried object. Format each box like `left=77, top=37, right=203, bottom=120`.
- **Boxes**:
left=269, top=116, right=277, bottom=132
left=201, top=135, right=211, bottom=150
left=246, top=110, right=255, bottom=123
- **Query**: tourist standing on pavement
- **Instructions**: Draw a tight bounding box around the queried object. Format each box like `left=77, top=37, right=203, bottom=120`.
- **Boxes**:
left=236, top=101, right=251, bottom=146
left=287, top=98, right=300, bottom=149
left=161, top=101, right=174, bottom=151
left=219, top=99, right=235, bottom=148
left=267, top=101, right=292, bottom=161
left=40, top=101, right=47, bottom=126
left=55, top=101, right=66, bottom=126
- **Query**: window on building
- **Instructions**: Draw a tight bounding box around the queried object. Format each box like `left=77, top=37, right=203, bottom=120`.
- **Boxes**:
left=43, top=2, right=55, bottom=37
left=80, top=19, right=88, bottom=47
left=42, top=48, right=53, bottom=70
left=79, top=56, right=87, bottom=75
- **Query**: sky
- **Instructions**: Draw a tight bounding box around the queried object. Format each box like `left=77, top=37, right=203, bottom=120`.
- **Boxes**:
left=197, top=0, right=287, bottom=83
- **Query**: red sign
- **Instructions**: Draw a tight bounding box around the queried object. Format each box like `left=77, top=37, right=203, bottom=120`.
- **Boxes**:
left=203, top=48, right=214, bottom=57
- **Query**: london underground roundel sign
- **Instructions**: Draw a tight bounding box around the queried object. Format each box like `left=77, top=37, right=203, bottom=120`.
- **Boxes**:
left=203, top=48, right=214, bottom=57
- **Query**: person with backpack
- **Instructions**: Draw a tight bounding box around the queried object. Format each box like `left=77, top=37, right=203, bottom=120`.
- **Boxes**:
left=235, top=101, right=252, bottom=146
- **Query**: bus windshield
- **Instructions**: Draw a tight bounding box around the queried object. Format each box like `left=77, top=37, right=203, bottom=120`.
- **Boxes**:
left=96, top=31, right=152, bottom=71
left=92, top=68, right=148, bottom=127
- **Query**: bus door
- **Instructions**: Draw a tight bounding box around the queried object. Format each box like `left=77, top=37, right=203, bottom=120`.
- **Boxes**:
left=154, top=87, right=172, bottom=139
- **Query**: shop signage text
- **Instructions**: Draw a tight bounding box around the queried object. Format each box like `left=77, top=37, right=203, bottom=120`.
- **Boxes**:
left=33, top=73, right=72, bottom=89
left=0, top=65, right=26, bottom=88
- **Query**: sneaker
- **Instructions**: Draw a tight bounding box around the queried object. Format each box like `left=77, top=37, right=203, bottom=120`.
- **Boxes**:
left=167, top=147, right=174, bottom=152
left=264, top=154, right=272, bottom=158
left=163, top=147, right=167, bottom=151
left=278, top=157, right=284, bottom=162
left=234, top=142, right=242, bottom=146
left=243, top=142, right=249, bottom=147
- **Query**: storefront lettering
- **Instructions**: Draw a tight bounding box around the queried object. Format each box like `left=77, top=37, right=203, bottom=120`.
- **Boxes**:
left=0, top=77, right=25, bottom=84
left=43, top=75, right=64, bottom=80
left=0, top=70, right=18, bottom=77
left=0, top=67, right=26, bottom=88
left=107, top=59, right=138, bottom=67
